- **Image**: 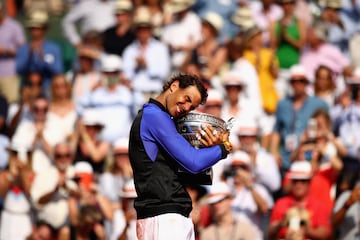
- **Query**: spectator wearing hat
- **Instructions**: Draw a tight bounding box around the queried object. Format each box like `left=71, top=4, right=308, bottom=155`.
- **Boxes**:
left=30, top=141, right=77, bottom=240
left=62, top=0, right=116, bottom=47
left=16, top=10, right=63, bottom=93
left=71, top=109, right=110, bottom=175
left=231, top=6, right=256, bottom=35
left=236, top=121, right=281, bottom=193
left=0, top=2, right=25, bottom=104
left=192, top=0, right=237, bottom=44
left=80, top=54, right=144, bottom=143
left=243, top=24, right=280, bottom=115
left=161, top=0, right=201, bottom=69
left=199, top=181, right=257, bottom=240
left=68, top=161, right=113, bottom=236
left=320, top=0, right=360, bottom=58
left=102, top=0, right=135, bottom=58
left=225, top=38, right=263, bottom=112
left=112, top=179, right=137, bottom=240
left=0, top=141, right=34, bottom=240
left=268, top=160, right=331, bottom=240
left=300, top=19, right=350, bottom=86
left=122, top=6, right=170, bottom=98
left=182, top=12, right=227, bottom=86
left=223, top=150, right=273, bottom=240
left=269, top=64, right=328, bottom=170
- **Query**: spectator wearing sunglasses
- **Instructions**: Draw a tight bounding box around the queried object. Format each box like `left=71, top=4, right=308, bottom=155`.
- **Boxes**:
left=11, top=94, right=64, bottom=173
left=269, top=64, right=328, bottom=170
left=30, top=142, right=77, bottom=240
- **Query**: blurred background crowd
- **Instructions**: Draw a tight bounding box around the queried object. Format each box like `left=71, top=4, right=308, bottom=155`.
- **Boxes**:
left=0, top=0, right=360, bottom=239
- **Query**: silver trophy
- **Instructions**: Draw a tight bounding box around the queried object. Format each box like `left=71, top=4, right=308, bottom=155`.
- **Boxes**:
left=175, top=112, right=235, bottom=185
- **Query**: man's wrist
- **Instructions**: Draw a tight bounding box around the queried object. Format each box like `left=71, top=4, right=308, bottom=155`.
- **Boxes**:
left=223, top=141, right=232, bottom=154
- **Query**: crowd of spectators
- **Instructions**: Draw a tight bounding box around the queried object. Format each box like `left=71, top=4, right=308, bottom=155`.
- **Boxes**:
left=0, top=0, right=360, bottom=239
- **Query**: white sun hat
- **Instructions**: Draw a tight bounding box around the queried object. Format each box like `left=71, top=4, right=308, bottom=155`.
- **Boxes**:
left=288, top=160, right=313, bottom=180
left=202, top=12, right=224, bottom=34
left=119, top=179, right=137, bottom=198
left=205, top=181, right=233, bottom=204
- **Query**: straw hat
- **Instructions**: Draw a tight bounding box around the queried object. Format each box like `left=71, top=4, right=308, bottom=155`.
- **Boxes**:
left=115, top=0, right=133, bottom=14
left=205, top=181, right=233, bottom=204
left=202, top=12, right=224, bottom=34
left=133, top=6, right=152, bottom=28
left=230, top=150, right=251, bottom=166
left=165, top=0, right=196, bottom=14
left=231, top=7, right=255, bottom=29
left=82, top=109, right=104, bottom=128
left=324, top=0, right=342, bottom=9
left=223, top=71, right=245, bottom=87
left=100, top=54, right=122, bottom=72
left=287, top=161, right=313, bottom=180
left=26, top=10, right=48, bottom=28
left=243, top=24, right=263, bottom=42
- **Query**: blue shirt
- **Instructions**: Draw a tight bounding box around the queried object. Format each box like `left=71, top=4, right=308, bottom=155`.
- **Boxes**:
left=273, top=96, right=328, bottom=169
left=16, top=40, right=63, bottom=87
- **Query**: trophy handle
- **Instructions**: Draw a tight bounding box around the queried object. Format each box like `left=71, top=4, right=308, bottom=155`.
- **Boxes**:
left=225, top=117, right=235, bottom=131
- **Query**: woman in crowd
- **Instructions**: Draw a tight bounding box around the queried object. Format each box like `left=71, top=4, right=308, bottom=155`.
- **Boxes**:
left=313, top=65, right=337, bottom=107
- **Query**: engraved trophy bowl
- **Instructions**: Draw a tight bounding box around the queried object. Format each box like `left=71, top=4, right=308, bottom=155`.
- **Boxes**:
left=175, top=112, right=230, bottom=148
left=174, top=112, right=234, bottom=185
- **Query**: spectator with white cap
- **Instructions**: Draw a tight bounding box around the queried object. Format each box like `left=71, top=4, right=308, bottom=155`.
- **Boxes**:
left=235, top=121, right=281, bottom=193
left=162, top=0, right=202, bottom=69
left=269, top=64, right=328, bottom=170
left=269, top=160, right=331, bottom=240
left=223, top=150, right=273, bottom=240
left=71, top=108, right=110, bottom=175
left=16, top=10, right=63, bottom=93
left=68, top=161, right=113, bottom=237
left=225, top=37, right=263, bottom=112
left=182, top=11, right=227, bottom=86
left=122, top=6, right=170, bottom=99
left=0, top=140, right=34, bottom=240
left=102, top=0, right=135, bottom=58
left=111, top=179, right=137, bottom=240
left=79, top=54, right=144, bottom=143
left=199, top=181, right=257, bottom=240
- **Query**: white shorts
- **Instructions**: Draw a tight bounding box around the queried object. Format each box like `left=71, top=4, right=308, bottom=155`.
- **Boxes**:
left=136, top=213, right=195, bottom=240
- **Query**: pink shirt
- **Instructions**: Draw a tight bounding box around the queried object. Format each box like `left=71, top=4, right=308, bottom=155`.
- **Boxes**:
left=300, top=44, right=350, bottom=81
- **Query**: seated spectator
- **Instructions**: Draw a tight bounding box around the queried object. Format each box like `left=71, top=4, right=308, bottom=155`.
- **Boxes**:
left=30, top=142, right=76, bottom=240
left=162, top=0, right=201, bottom=69
left=48, top=75, right=77, bottom=141
left=71, top=109, right=110, bottom=175
left=16, top=10, right=63, bottom=93
left=69, top=46, right=102, bottom=108
left=68, top=162, right=113, bottom=238
left=312, top=65, right=338, bottom=107
left=62, top=0, right=116, bottom=47
left=79, top=54, right=144, bottom=143
left=26, top=220, right=57, bottom=240
left=224, top=150, right=273, bottom=239
left=199, top=181, right=257, bottom=240
left=0, top=94, right=9, bottom=169
left=332, top=173, right=360, bottom=239
left=112, top=179, right=137, bottom=240
left=12, top=94, right=64, bottom=173
left=182, top=12, right=227, bottom=85
left=268, top=161, right=331, bottom=240
left=122, top=6, right=170, bottom=98
left=269, top=64, right=328, bottom=169
left=0, top=2, right=25, bottom=104
left=143, top=0, right=165, bottom=39
left=0, top=141, right=34, bottom=240
left=102, top=0, right=135, bottom=57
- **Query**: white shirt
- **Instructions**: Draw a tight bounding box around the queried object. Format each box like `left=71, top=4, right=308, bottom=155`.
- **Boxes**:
left=62, top=0, right=116, bottom=45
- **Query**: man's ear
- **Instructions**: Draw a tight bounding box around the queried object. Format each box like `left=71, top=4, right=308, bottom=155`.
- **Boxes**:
left=169, top=80, right=179, bottom=93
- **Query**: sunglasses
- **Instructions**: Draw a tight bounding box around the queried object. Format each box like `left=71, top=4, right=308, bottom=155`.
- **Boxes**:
left=54, top=153, right=71, bottom=159
left=33, top=106, right=48, bottom=113
left=290, top=78, right=308, bottom=84
left=291, top=179, right=310, bottom=183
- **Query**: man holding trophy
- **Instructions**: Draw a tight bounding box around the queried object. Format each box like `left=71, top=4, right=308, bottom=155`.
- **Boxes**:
left=128, top=73, right=232, bottom=240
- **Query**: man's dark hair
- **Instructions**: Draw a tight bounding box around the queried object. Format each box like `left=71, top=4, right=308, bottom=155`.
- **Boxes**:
left=162, top=73, right=208, bottom=104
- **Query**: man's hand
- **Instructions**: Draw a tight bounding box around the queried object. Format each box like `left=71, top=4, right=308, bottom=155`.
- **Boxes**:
left=198, top=125, right=229, bottom=147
